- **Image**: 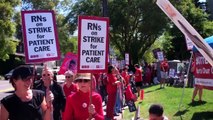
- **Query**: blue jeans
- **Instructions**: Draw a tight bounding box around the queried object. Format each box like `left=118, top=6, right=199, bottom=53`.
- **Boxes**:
left=114, top=88, right=122, bottom=113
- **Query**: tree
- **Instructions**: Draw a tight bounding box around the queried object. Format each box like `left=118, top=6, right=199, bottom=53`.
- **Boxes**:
left=166, top=0, right=213, bottom=60
left=0, top=0, right=20, bottom=60
left=57, top=14, right=78, bottom=54
left=65, top=0, right=168, bottom=64
left=143, top=32, right=173, bottom=63
left=64, top=0, right=102, bottom=35
left=22, top=0, right=60, bottom=10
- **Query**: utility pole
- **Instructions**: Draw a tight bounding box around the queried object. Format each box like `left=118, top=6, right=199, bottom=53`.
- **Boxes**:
left=102, top=0, right=108, bottom=17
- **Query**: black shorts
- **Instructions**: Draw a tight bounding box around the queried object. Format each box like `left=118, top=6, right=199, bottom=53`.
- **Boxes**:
left=135, top=81, right=142, bottom=88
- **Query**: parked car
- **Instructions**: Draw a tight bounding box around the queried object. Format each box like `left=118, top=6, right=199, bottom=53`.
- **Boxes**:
left=34, top=66, right=44, bottom=80
left=4, top=65, right=44, bottom=80
left=4, top=69, right=14, bottom=80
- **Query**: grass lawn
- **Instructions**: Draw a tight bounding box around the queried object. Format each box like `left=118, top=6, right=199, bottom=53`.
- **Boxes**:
left=123, top=85, right=213, bottom=120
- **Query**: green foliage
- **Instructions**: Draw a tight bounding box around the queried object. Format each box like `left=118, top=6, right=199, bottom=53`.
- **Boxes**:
left=57, top=14, right=77, bottom=54
left=159, top=32, right=174, bottom=57
left=109, top=0, right=169, bottom=64
left=167, top=0, right=213, bottom=60
left=65, top=0, right=168, bottom=64
left=14, top=12, right=22, bottom=40
left=60, top=36, right=78, bottom=54
left=203, top=21, right=213, bottom=37
left=143, top=41, right=160, bottom=64
left=0, top=36, right=18, bottom=60
left=143, top=33, right=173, bottom=63
left=22, top=0, right=60, bottom=10
left=64, top=0, right=102, bottom=35
left=143, top=50, right=156, bottom=64
left=0, top=0, right=20, bottom=60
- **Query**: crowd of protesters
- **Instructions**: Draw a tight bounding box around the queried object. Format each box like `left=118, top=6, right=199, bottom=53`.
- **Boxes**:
left=0, top=62, right=172, bottom=120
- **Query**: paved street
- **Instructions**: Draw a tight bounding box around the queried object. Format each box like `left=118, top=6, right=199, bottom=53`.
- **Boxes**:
left=0, top=75, right=65, bottom=100
left=0, top=80, right=14, bottom=100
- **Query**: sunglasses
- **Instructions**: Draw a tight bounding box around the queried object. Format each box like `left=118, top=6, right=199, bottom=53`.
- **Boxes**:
left=65, top=76, right=73, bottom=78
left=42, top=74, right=50, bottom=77
left=76, top=79, right=90, bottom=83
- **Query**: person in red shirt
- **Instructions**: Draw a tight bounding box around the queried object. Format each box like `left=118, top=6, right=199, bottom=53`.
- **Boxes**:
left=144, top=63, right=152, bottom=86
left=63, top=73, right=104, bottom=120
left=121, top=67, right=135, bottom=101
left=106, top=65, right=121, bottom=120
left=134, top=64, right=143, bottom=97
left=94, top=73, right=100, bottom=91
left=121, top=66, right=130, bottom=87
left=191, top=59, right=203, bottom=103
left=63, top=70, right=78, bottom=97
left=160, top=58, right=169, bottom=88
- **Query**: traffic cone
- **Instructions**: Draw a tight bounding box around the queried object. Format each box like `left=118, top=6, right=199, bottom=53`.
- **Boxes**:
left=140, top=89, right=144, bottom=100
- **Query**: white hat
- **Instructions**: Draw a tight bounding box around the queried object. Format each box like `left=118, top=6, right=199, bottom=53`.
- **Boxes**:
left=74, top=73, right=91, bottom=81
left=65, top=70, right=74, bottom=75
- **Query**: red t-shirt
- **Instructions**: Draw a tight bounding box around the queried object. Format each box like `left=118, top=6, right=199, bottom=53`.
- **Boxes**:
left=125, top=85, right=134, bottom=101
left=63, top=83, right=78, bottom=97
left=64, top=91, right=104, bottom=120
left=160, top=60, right=169, bottom=72
left=121, top=71, right=130, bottom=86
left=106, top=73, right=117, bottom=94
left=135, top=68, right=142, bottom=82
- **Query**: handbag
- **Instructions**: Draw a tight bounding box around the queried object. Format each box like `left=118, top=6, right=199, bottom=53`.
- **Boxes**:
left=126, top=100, right=136, bottom=112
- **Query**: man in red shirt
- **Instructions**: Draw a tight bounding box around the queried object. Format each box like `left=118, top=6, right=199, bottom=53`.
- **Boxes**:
left=134, top=64, right=143, bottom=97
left=160, top=58, right=169, bottom=88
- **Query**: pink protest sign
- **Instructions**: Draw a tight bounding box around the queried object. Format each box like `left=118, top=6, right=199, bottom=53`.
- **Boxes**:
left=58, top=52, right=77, bottom=74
